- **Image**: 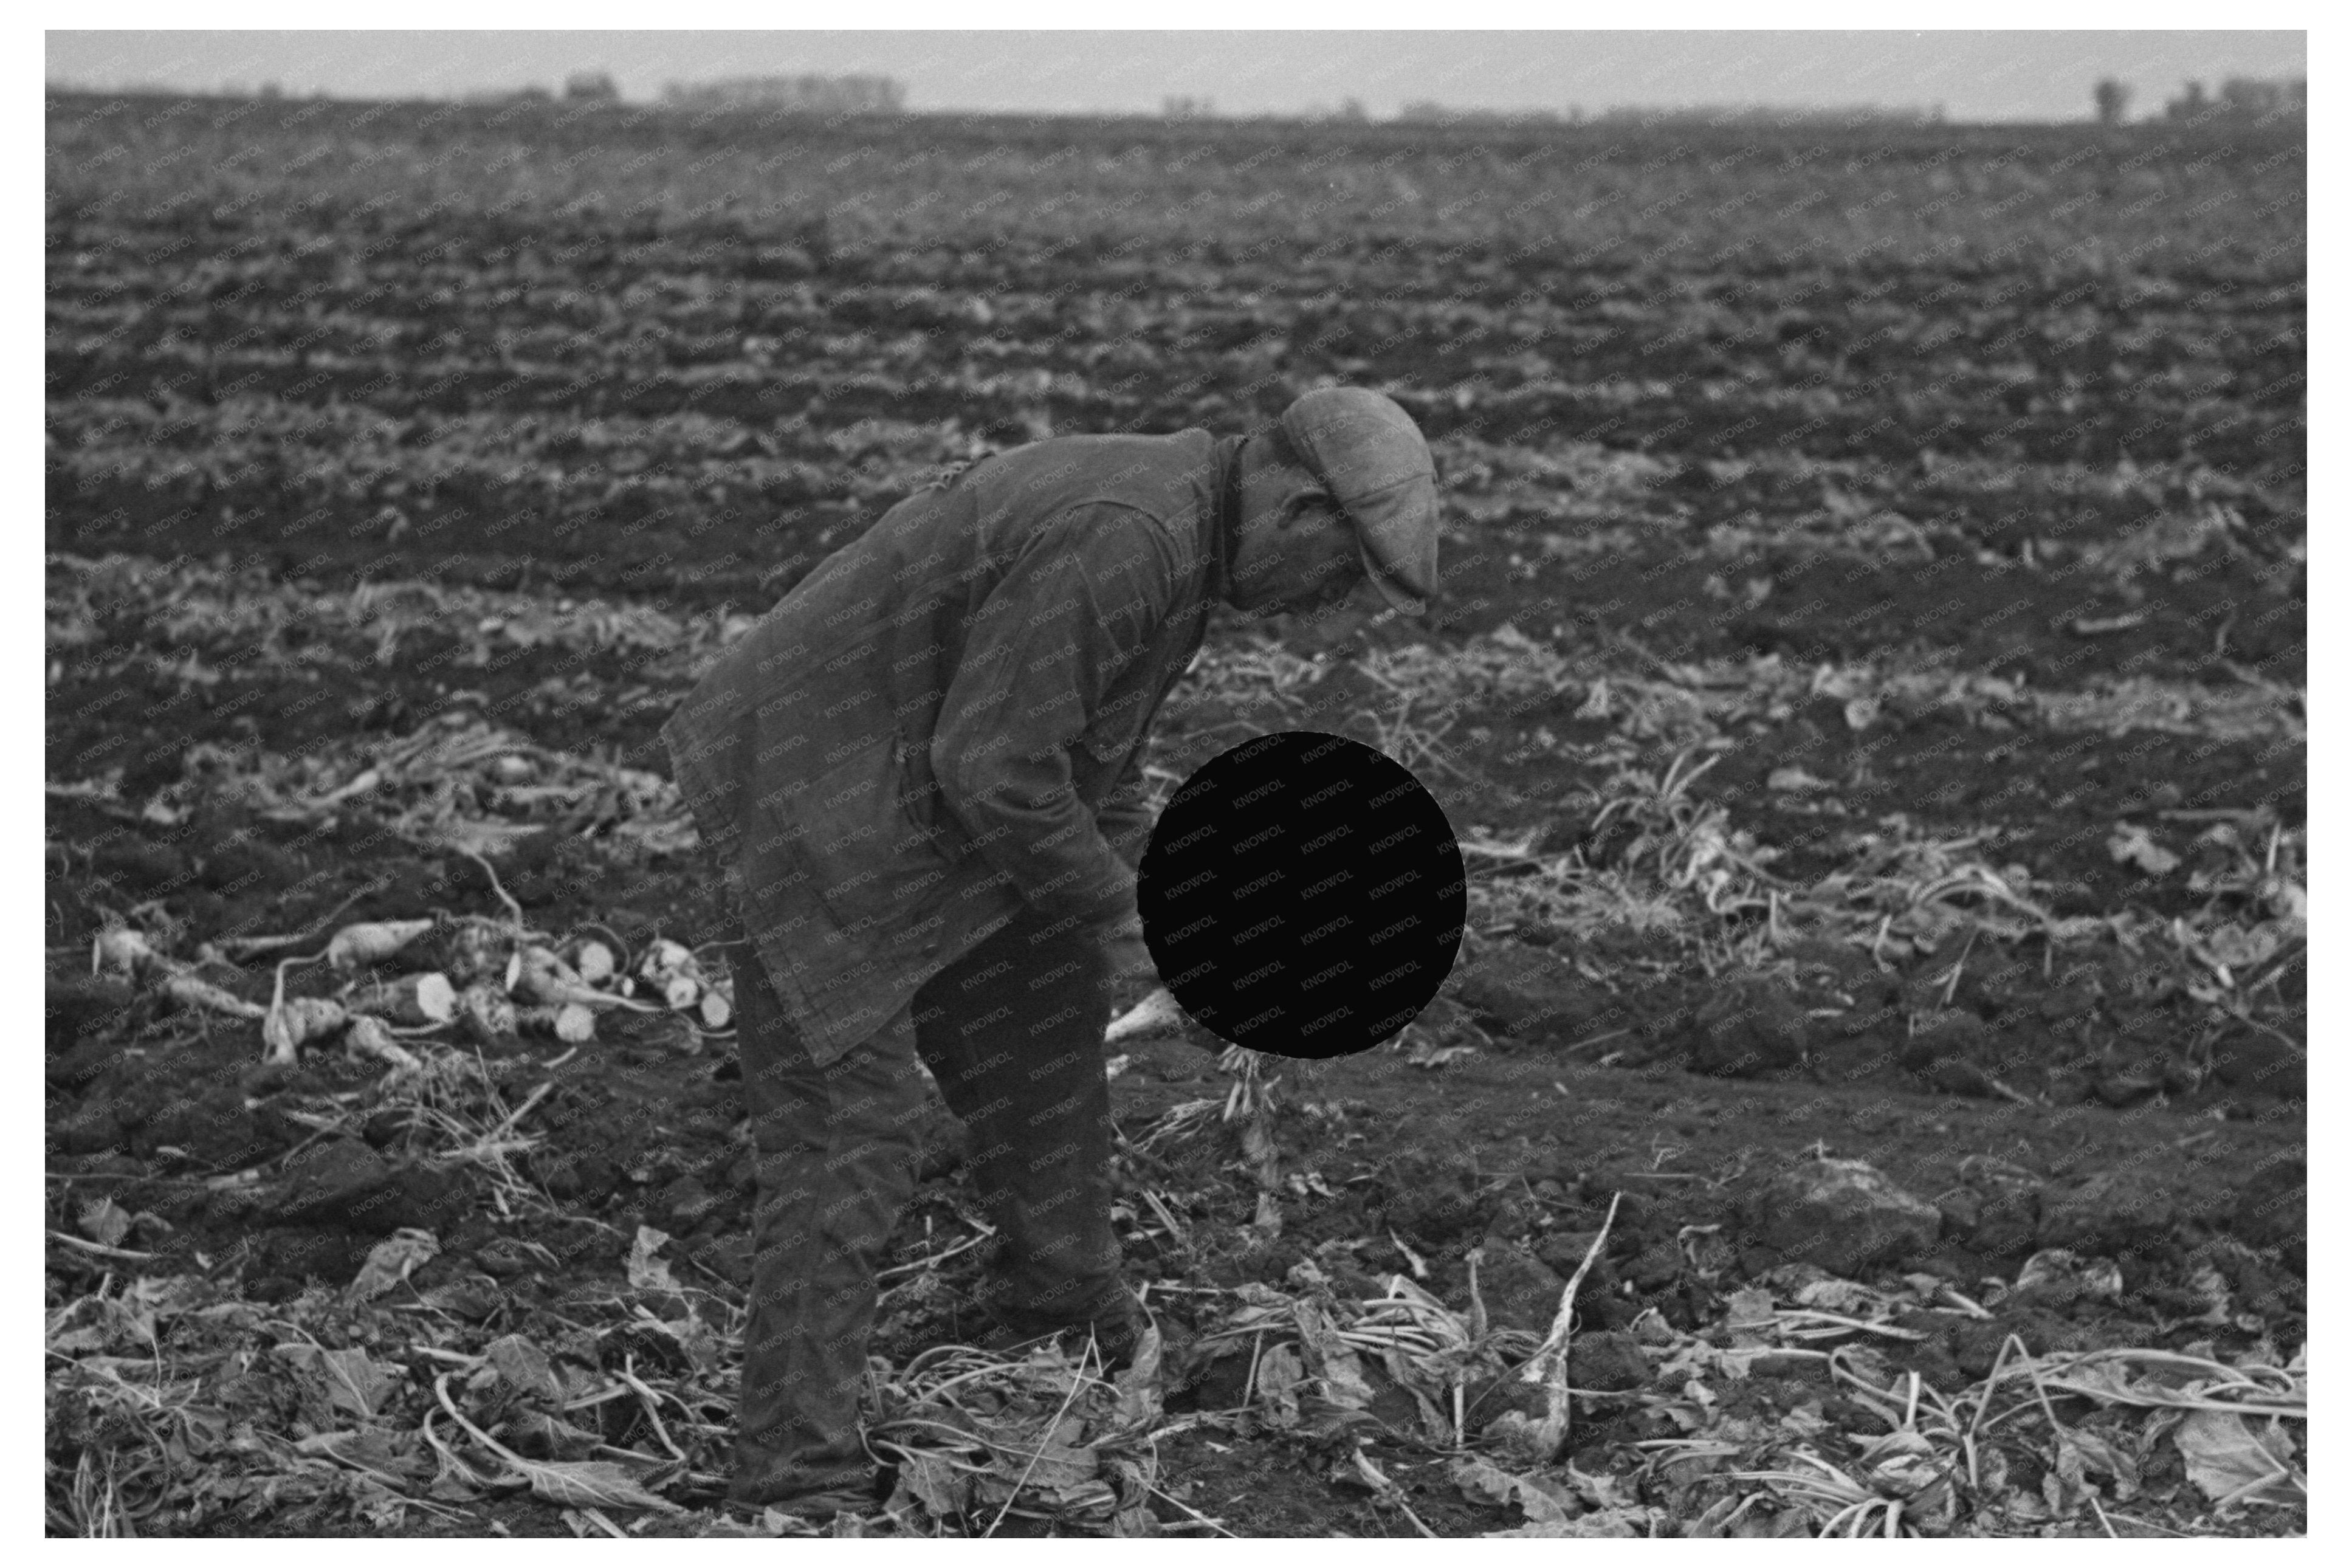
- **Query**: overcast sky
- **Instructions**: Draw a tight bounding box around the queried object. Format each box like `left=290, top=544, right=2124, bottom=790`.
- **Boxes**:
left=45, top=29, right=2307, bottom=122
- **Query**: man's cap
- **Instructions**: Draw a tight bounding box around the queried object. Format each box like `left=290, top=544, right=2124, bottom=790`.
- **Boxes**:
left=1278, top=387, right=1440, bottom=619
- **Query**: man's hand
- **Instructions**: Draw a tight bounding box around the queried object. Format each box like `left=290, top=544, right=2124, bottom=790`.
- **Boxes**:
left=1102, top=913, right=1158, bottom=985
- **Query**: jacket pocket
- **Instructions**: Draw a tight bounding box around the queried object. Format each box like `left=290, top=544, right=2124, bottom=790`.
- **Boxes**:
left=789, top=734, right=963, bottom=938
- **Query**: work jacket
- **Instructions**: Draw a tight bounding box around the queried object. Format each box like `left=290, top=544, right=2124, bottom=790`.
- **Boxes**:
left=661, top=429, right=1240, bottom=1065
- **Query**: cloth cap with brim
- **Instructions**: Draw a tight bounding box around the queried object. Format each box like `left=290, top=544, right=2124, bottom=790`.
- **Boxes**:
left=1278, top=387, right=1440, bottom=618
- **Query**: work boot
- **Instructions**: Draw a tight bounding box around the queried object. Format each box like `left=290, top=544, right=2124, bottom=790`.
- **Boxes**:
left=723, top=1468, right=885, bottom=1522
left=977, top=1290, right=1150, bottom=1371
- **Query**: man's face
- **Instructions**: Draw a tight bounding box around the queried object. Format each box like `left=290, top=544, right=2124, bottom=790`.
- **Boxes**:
left=1234, top=495, right=1367, bottom=617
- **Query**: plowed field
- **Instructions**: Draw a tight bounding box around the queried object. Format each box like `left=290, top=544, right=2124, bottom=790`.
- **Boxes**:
left=46, top=93, right=2303, bottom=1538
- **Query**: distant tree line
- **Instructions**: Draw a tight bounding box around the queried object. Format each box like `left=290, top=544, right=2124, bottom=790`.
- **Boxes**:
left=461, top=72, right=618, bottom=106
left=2170, top=75, right=2305, bottom=124
left=50, top=69, right=2307, bottom=131
left=453, top=72, right=910, bottom=114
left=662, top=75, right=906, bottom=115
left=1393, top=101, right=1943, bottom=129
left=2095, top=74, right=2305, bottom=126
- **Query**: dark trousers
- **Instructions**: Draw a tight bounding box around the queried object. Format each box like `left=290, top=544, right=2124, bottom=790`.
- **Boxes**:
left=723, top=907, right=1127, bottom=1505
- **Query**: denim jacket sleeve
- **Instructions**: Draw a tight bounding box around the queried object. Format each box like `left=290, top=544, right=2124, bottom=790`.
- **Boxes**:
left=1093, top=742, right=1156, bottom=877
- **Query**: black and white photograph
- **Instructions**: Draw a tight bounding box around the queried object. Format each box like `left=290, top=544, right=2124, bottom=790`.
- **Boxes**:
left=40, top=18, right=2309, bottom=1539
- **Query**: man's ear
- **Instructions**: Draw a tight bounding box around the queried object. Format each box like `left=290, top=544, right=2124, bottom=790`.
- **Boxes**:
left=1279, top=485, right=1333, bottom=527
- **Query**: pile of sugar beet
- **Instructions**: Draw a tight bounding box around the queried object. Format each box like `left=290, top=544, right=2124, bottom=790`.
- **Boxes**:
left=69, top=907, right=733, bottom=1082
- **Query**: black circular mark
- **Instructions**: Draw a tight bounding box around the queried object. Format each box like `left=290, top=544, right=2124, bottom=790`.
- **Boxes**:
left=1135, top=731, right=1465, bottom=1060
